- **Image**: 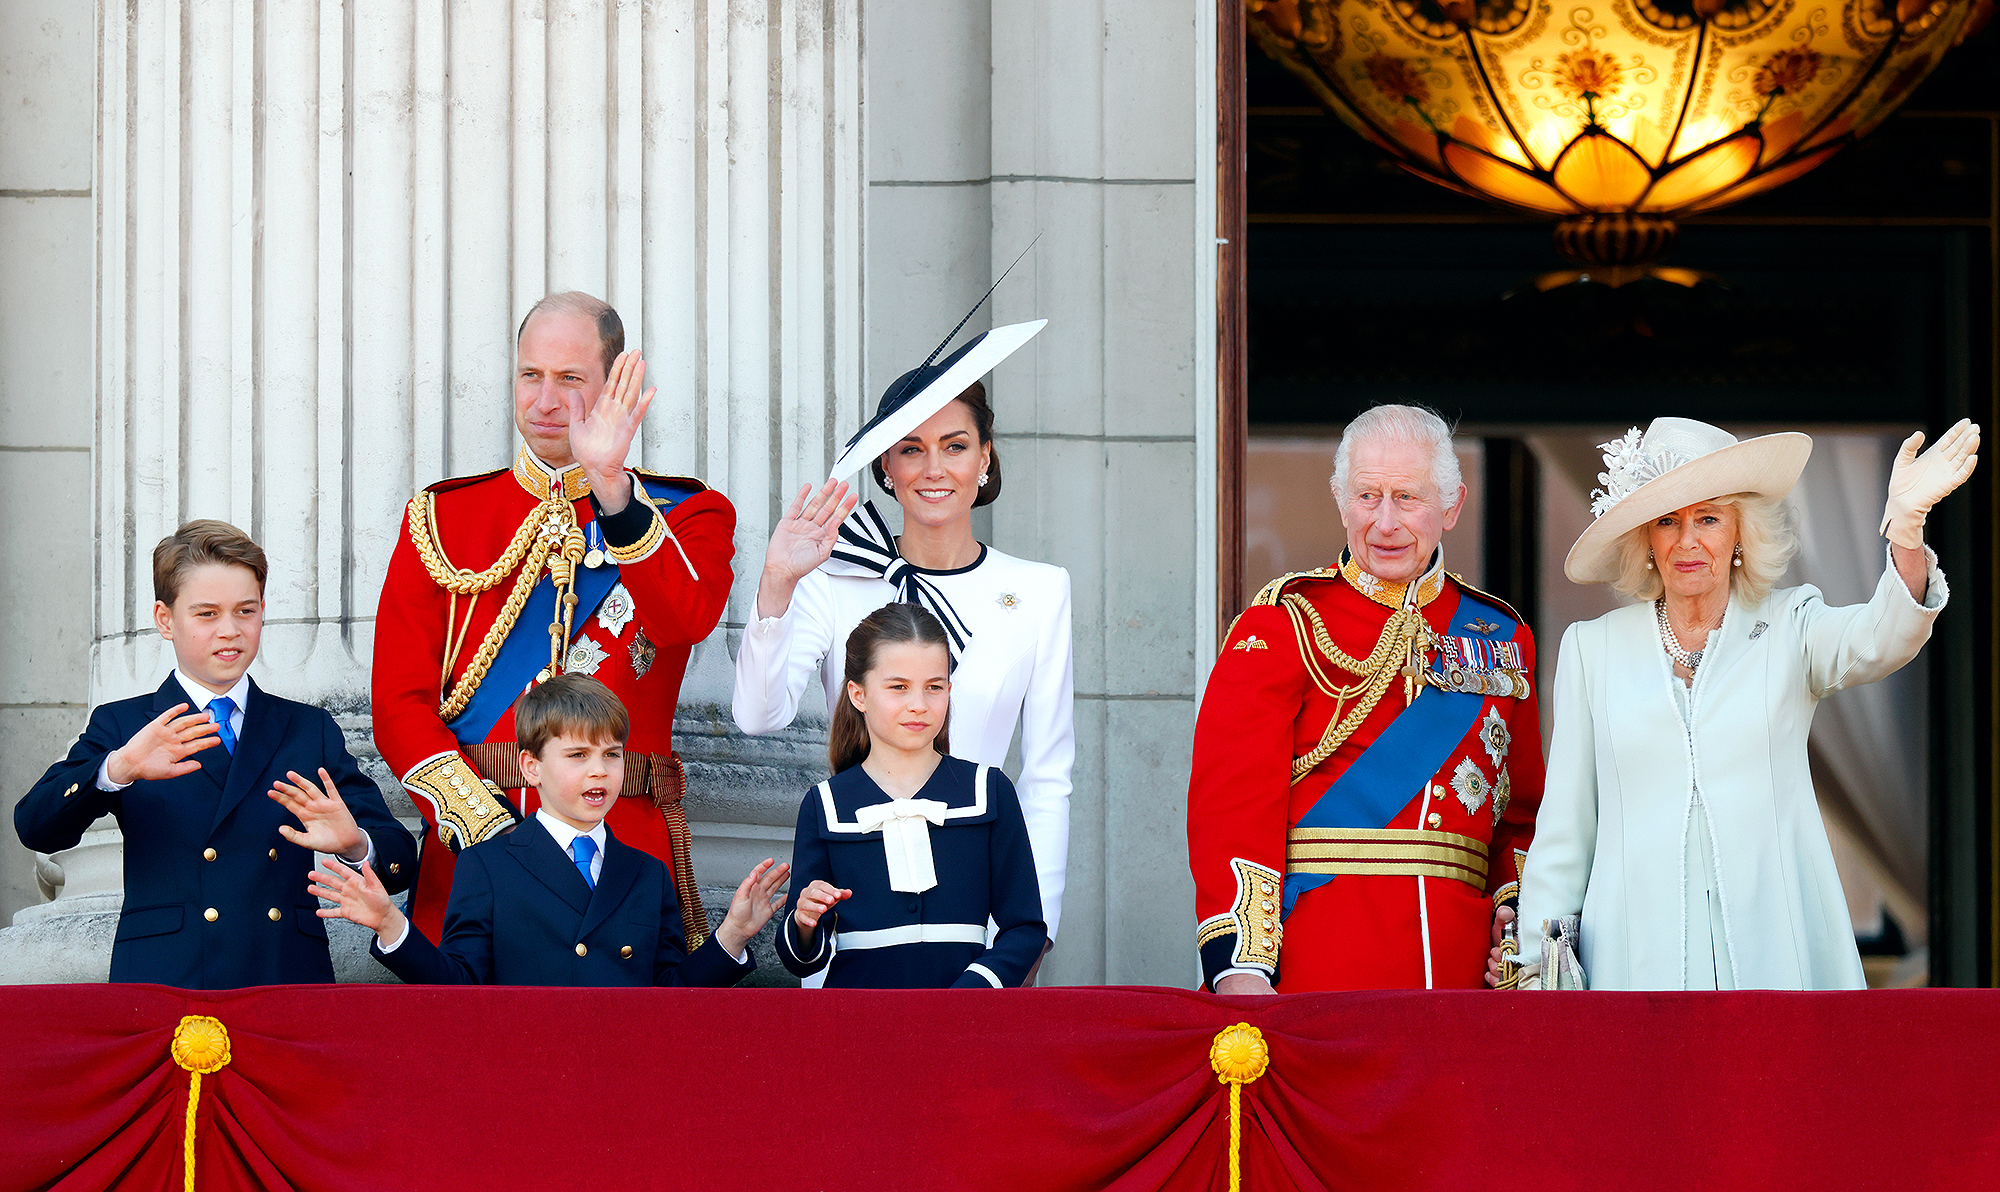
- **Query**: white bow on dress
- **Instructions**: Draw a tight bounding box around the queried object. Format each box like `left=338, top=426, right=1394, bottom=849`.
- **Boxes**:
left=854, top=798, right=950, bottom=893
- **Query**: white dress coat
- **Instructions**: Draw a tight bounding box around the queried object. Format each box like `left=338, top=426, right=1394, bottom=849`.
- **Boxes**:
left=732, top=544, right=1075, bottom=941
left=1519, top=549, right=1946, bottom=990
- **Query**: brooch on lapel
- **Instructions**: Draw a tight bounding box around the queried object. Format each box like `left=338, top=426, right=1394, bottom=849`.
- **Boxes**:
left=1749, top=621, right=1769, bottom=640
left=996, top=592, right=1020, bottom=609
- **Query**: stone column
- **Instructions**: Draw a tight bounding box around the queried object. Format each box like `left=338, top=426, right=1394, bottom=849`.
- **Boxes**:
left=866, top=0, right=1215, bottom=986
left=5, top=0, right=863, bottom=981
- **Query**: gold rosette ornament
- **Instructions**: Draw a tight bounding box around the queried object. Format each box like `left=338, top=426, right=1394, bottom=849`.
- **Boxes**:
left=171, top=1015, right=233, bottom=1192
left=1209, top=1023, right=1271, bottom=1192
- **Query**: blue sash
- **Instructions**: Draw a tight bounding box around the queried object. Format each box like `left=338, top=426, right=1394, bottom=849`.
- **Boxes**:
left=447, top=560, right=623, bottom=748
left=1281, top=588, right=1519, bottom=917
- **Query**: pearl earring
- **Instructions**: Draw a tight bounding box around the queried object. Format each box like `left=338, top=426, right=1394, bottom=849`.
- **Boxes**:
left=1733, top=546, right=1743, bottom=567
left=883, top=478, right=893, bottom=493
left=1646, top=551, right=1654, bottom=570
left=977, top=473, right=989, bottom=488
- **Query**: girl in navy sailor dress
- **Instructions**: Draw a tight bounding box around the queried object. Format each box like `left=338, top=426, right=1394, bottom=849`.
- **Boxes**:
left=779, top=604, right=1047, bottom=988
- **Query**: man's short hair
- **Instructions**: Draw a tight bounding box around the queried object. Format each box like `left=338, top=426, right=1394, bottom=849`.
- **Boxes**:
left=515, top=673, right=631, bottom=758
left=153, top=520, right=269, bottom=606
left=517, top=291, right=624, bottom=377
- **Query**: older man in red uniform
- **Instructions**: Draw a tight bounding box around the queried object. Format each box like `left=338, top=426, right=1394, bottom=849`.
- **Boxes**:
left=373, top=292, right=735, bottom=944
left=1188, top=404, right=1543, bottom=993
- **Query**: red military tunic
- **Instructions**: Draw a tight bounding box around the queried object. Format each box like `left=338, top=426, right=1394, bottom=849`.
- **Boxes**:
left=373, top=447, right=735, bottom=941
left=1187, top=550, right=1543, bottom=992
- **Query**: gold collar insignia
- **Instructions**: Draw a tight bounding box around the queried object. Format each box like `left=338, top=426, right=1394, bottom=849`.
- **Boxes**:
left=1338, top=548, right=1447, bottom=611
left=513, top=446, right=591, bottom=502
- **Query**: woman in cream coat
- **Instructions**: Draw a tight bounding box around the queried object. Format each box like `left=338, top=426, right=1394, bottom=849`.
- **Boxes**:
left=1517, top=416, right=1978, bottom=990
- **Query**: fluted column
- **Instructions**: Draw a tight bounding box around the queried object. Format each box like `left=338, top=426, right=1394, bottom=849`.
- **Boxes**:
left=10, top=0, right=865, bottom=972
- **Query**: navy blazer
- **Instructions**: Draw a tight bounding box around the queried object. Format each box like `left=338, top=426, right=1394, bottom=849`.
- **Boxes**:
left=14, top=676, right=418, bottom=989
left=372, top=815, right=753, bottom=988
left=779, top=757, right=1047, bottom=989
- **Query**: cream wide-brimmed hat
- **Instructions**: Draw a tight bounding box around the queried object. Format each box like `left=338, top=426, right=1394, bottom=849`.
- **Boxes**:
left=1564, top=417, right=1813, bottom=584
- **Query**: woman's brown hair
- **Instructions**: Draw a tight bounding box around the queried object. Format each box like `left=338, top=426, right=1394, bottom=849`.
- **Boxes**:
left=870, top=381, right=1003, bottom=508
left=828, top=603, right=953, bottom=773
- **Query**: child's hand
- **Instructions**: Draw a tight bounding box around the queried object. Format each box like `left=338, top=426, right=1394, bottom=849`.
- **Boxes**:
left=714, top=858, right=791, bottom=958
left=268, top=768, right=367, bottom=860
left=106, top=703, right=222, bottom=785
left=309, top=858, right=404, bottom=944
left=792, top=880, right=852, bottom=949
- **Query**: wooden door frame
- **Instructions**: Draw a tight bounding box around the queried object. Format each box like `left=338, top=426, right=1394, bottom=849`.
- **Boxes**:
left=1217, top=0, right=1249, bottom=637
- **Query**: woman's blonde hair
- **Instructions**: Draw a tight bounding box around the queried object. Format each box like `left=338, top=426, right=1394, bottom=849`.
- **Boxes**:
left=1608, top=493, right=1797, bottom=606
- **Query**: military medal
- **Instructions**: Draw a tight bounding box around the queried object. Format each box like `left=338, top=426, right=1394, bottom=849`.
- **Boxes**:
left=597, top=583, right=635, bottom=637
left=583, top=521, right=607, bottom=569
left=629, top=627, right=657, bottom=679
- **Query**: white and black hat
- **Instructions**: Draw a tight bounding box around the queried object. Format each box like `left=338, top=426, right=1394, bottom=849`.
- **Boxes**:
left=828, top=242, right=1046, bottom=481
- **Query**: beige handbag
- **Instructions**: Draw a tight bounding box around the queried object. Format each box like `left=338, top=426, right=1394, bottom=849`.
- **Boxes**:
left=1510, top=915, right=1587, bottom=991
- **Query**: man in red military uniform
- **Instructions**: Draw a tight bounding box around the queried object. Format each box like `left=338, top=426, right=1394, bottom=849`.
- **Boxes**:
left=373, top=292, right=735, bottom=944
left=1188, top=404, right=1543, bottom=993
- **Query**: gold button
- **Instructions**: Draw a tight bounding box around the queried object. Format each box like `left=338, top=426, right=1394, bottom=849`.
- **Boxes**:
left=268, top=908, right=282, bottom=922
left=268, top=848, right=277, bottom=860
left=203, top=848, right=217, bottom=862
left=389, top=863, right=401, bottom=875
left=204, top=908, right=219, bottom=922
left=575, top=943, right=588, bottom=957
left=620, top=946, right=633, bottom=959
left=1428, top=812, right=1443, bottom=827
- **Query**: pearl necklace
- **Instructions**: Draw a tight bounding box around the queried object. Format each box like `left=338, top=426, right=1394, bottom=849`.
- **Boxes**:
left=1654, top=599, right=1710, bottom=671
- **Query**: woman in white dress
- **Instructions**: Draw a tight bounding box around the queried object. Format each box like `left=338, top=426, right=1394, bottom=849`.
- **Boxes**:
left=1516, top=416, right=1978, bottom=990
left=733, top=326, right=1074, bottom=973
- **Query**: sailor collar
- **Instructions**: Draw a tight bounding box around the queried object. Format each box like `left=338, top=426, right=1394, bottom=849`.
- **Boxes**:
left=817, top=757, right=992, bottom=835
left=513, top=445, right=592, bottom=502
left=1339, top=547, right=1448, bottom=611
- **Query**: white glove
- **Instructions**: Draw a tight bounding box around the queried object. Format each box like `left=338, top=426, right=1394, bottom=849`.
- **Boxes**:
left=1880, top=418, right=1980, bottom=549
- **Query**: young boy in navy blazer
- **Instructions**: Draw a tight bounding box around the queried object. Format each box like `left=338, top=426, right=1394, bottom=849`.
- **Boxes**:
left=315, top=673, right=789, bottom=986
left=14, top=520, right=419, bottom=989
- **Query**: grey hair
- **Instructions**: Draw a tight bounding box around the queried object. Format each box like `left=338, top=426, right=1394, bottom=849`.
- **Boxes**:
left=1609, top=493, right=1799, bottom=606
left=1330, top=404, right=1463, bottom=502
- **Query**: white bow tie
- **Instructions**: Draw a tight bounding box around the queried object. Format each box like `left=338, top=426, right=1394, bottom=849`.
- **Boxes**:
left=854, top=798, right=949, bottom=893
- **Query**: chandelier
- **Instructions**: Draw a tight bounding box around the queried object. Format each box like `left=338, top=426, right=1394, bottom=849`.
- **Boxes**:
left=1247, top=0, right=1990, bottom=275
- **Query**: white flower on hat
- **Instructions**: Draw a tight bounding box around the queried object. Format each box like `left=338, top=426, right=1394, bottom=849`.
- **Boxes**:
left=1589, top=427, right=1690, bottom=520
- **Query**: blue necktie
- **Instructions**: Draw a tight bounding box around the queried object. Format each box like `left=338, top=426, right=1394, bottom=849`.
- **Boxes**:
left=571, top=836, right=597, bottom=890
left=208, top=697, right=237, bottom=756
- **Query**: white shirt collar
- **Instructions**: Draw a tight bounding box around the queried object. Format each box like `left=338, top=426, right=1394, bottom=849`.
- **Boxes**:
left=535, top=809, right=607, bottom=857
left=171, top=669, right=252, bottom=714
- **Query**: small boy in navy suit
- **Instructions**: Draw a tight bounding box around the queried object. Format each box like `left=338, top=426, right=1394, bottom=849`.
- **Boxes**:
left=14, top=520, right=419, bottom=989
left=315, top=673, right=789, bottom=986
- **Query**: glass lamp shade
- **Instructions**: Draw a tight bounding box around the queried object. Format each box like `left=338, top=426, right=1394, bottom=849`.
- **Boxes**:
left=1249, top=0, right=1992, bottom=267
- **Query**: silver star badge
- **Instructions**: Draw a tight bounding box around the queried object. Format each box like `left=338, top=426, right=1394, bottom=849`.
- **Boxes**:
left=596, top=583, right=636, bottom=638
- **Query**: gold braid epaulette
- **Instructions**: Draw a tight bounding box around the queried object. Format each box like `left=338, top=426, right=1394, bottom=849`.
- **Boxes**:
left=1250, top=569, right=1428, bottom=785
left=406, top=490, right=578, bottom=722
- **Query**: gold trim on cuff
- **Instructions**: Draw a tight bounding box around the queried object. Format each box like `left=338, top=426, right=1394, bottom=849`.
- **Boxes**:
left=604, top=475, right=668, bottom=564
left=405, top=752, right=516, bottom=852
left=1228, top=858, right=1284, bottom=973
